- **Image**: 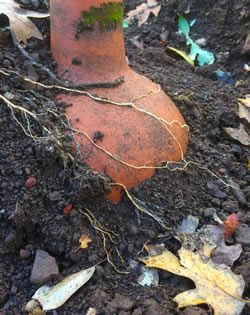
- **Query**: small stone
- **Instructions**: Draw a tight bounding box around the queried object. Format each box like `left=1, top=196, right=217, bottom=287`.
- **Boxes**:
left=3, top=92, right=14, bottom=100
left=241, top=32, right=250, bottom=55
left=178, top=215, right=199, bottom=233
left=95, top=265, right=105, bottom=278
left=20, top=249, right=31, bottom=260
left=221, top=200, right=239, bottom=213
left=88, top=253, right=99, bottom=264
left=127, top=243, right=134, bottom=254
left=10, top=284, right=17, bottom=295
left=207, top=182, right=227, bottom=199
left=109, top=293, right=134, bottom=311
left=235, top=225, right=250, bottom=246
left=25, top=168, right=31, bottom=175
left=25, top=177, right=37, bottom=189
left=3, top=59, right=11, bottom=68
left=49, top=191, right=61, bottom=201
left=128, top=259, right=140, bottom=272
left=218, top=168, right=227, bottom=175
left=23, top=193, right=30, bottom=201
left=132, top=309, right=142, bottom=315
left=143, top=298, right=166, bottom=314
left=70, top=249, right=83, bottom=263
left=30, top=249, right=59, bottom=285
left=137, top=266, right=159, bottom=286
left=146, top=229, right=156, bottom=239
left=228, top=179, right=247, bottom=206
left=204, top=208, right=216, bottom=217
left=244, top=175, right=250, bottom=183
left=0, top=85, right=9, bottom=93
left=211, top=198, right=221, bottom=207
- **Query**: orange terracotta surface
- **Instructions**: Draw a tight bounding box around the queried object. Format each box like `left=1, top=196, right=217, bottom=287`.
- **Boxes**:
left=50, top=0, right=189, bottom=202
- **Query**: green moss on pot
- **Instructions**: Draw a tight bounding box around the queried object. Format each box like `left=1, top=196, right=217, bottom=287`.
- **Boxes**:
left=77, top=2, right=123, bottom=32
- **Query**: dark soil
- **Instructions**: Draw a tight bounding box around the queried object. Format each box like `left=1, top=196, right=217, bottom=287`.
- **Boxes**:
left=1, top=0, right=250, bottom=314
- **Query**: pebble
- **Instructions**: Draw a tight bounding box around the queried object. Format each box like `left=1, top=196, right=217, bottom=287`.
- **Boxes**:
left=145, top=229, right=156, bottom=239
left=137, top=266, right=159, bottom=287
left=132, top=309, right=143, bottom=315
left=128, top=259, right=140, bottom=272
left=10, top=284, right=17, bottom=295
left=235, top=225, right=250, bottom=246
left=207, top=182, right=228, bottom=199
left=244, top=175, right=250, bottom=183
left=109, top=293, right=134, bottom=311
left=25, top=168, right=31, bottom=175
left=127, top=243, right=134, bottom=254
left=211, top=198, right=221, bottom=207
left=88, top=253, right=99, bottom=264
left=242, top=31, right=250, bottom=55
left=221, top=200, right=239, bottom=213
left=228, top=179, right=247, bottom=206
left=3, top=59, right=11, bottom=68
left=25, top=177, right=37, bottom=189
left=49, top=191, right=61, bottom=201
left=143, top=298, right=166, bottom=314
left=178, top=215, right=199, bottom=233
left=203, top=207, right=216, bottom=217
left=3, top=92, right=14, bottom=100
left=95, top=265, right=105, bottom=278
left=69, top=250, right=83, bottom=263
left=0, top=85, right=9, bottom=93
left=30, top=249, right=59, bottom=285
left=20, top=249, right=31, bottom=260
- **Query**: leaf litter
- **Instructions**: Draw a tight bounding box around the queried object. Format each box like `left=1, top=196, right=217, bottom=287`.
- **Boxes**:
left=25, top=266, right=95, bottom=312
left=125, top=0, right=161, bottom=27
left=0, top=0, right=49, bottom=43
left=142, top=243, right=246, bottom=315
left=142, top=212, right=247, bottom=314
left=224, top=124, right=250, bottom=146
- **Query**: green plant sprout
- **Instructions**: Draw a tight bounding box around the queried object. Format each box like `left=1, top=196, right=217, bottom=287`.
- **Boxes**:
left=178, top=16, right=214, bottom=66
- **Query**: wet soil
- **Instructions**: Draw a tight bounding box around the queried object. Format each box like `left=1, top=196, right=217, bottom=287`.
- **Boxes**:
left=0, top=0, right=250, bottom=314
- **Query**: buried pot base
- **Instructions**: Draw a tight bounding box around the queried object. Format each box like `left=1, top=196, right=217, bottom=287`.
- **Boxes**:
left=61, top=69, right=188, bottom=202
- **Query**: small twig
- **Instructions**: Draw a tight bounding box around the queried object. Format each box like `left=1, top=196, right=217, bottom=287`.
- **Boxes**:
left=9, top=27, right=124, bottom=90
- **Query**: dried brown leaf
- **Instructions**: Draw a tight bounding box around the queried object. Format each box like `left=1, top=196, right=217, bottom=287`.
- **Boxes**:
left=142, top=244, right=246, bottom=315
left=224, top=124, right=250, bottom=146
left=238, top=103, right=250, bottom=124
left=238, top=97, right=250, bottom=108
left=125, top=1, right=161, bottom=27
left=0, top=0, right=49, bottom=44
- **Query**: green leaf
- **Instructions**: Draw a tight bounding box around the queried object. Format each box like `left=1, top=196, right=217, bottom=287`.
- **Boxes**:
left=178, top=16, right=190, bottom=37
left=189, top=43, right=215, bottom=66
left=123, top=20, right=128, bottom=28
left=167, top=46, right=194, bottom=66
left=197, top=50, right=214, bottom=66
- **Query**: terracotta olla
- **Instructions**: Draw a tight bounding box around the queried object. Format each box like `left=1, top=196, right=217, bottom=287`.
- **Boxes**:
left=50, top=0, right=189, bottom=202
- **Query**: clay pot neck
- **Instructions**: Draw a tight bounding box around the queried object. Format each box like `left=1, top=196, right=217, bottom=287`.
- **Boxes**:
left=50, top=0, right=129, bottom=83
